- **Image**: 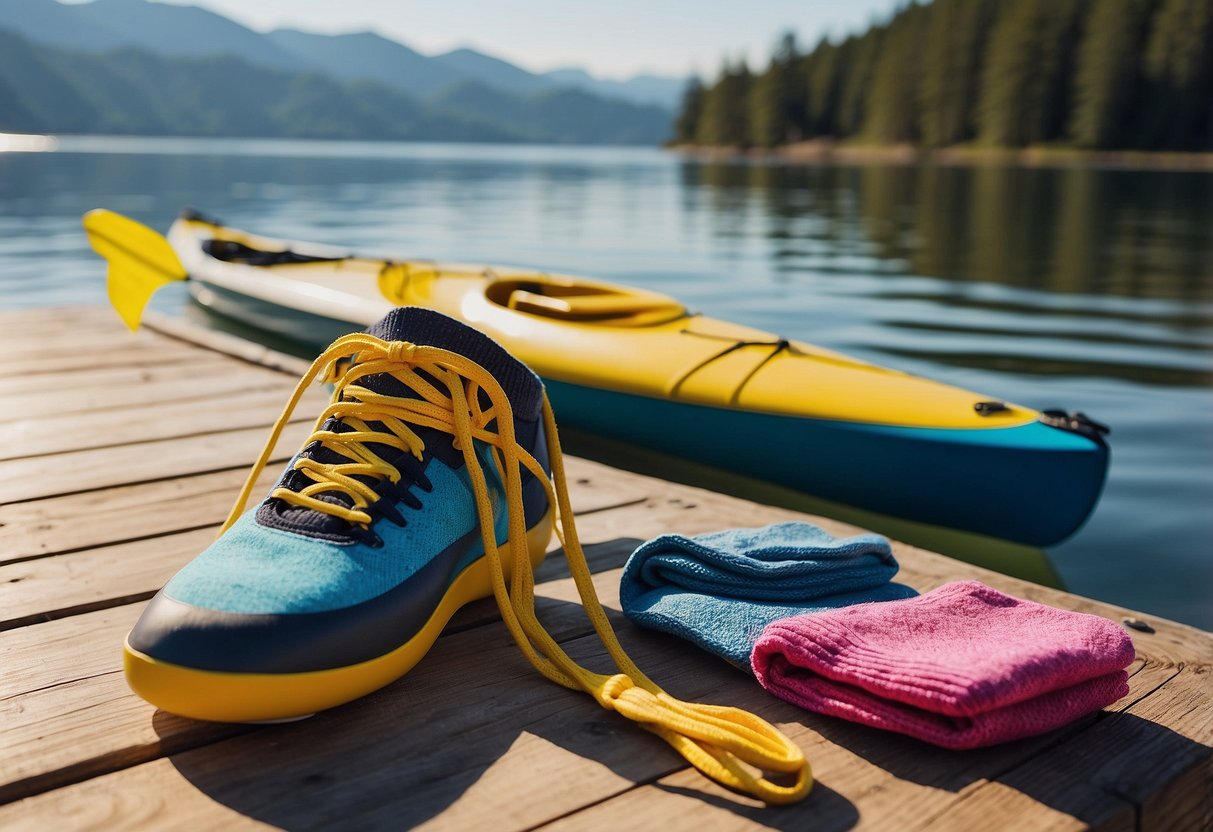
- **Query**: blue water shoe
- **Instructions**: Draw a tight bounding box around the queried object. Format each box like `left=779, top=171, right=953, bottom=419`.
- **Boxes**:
left=124, top=308, right=553, bottom=721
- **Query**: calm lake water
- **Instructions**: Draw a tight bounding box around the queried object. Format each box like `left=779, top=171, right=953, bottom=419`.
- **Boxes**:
left=1, top=137, right=1210, bottom=628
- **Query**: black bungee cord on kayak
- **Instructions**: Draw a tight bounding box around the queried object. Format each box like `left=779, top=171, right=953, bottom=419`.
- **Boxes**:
left=670, top=328, right=810, bottom=404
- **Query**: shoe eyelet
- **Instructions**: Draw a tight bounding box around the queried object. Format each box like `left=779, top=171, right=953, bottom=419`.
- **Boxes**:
left=359, top=530, right=385, bottom=548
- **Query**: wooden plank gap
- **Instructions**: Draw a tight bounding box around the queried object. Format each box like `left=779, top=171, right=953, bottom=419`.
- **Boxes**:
left=0, top=521, right=222, bottom=568
left=0, top=401, right=322, bottom=464
left=526, top=771, right=683, bottom=832
left=0, top=423, right=312, bottom=505
left=567, top=495, right=650, bottom=517
left=0, top=668, right=124, bottom=705
left=0, top=589, right=158, bottom=633
left=1112, top=664, right=1185, bottom=715
left=0, top=384, right=303, bottom=450
left=0, top=720, right=254, bottom=807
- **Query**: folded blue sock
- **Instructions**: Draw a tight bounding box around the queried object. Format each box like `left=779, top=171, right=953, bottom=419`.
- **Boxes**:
left=620, top=522, right=918, bottom=671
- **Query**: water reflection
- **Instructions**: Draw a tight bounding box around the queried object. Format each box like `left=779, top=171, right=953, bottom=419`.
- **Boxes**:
left=681, top=160, right=1213, bottom=305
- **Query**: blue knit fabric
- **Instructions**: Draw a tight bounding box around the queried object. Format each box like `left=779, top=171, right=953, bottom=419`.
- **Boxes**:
left=165, top=454, right=507, bottom=614
left=620, top=522, right=918, bottom=671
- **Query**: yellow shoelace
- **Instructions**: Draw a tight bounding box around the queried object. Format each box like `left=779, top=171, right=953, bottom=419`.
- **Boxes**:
left=222, top=332, right=812, bottom=805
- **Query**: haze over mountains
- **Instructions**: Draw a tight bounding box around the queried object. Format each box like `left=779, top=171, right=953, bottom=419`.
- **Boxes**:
left=0, top=0, right=686, bottom=144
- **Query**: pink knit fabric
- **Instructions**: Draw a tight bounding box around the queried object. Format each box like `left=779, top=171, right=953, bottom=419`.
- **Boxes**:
left=751, top=580, right=1135, bottom=749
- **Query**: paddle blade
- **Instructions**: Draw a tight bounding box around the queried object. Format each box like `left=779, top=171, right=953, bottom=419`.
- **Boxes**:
left=82, top=209, right=187, bottom=331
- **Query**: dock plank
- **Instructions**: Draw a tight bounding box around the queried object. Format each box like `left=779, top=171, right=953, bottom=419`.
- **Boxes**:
left=0, top=358, right=266, bottom=422
left=0, top=467, right=284, bottom=564
left=0, top=572, right=753, bottom=831
left=0, top=528, right=219, bottom=631
left=0, top=337, right=208, bottom=378
left=0, top=306, right=118, bottom=338
left=0, top=420, right=316, bottom=504
left=1, top=387, right=330, bottom=460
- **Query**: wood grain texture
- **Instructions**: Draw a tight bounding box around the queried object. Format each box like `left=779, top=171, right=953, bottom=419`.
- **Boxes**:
left=0, top=338, right=206, bottom=377
left=0, top=420, right=317, bottom=504
left=1, top=387, right=330, bottom=460
left=0, top=467, right=284, bottom=564
left=0, top=358, right=265, bottom=421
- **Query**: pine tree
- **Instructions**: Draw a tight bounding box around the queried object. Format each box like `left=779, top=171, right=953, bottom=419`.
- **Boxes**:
left=805, top=38, right=846, bottom=137
left=695, top=59, right=752, bottom=147
left=864, top=5, right=929, bottom=144
left=669, top=0, right=1212, bottom=152
left=1070, top=0, right=1157, bottom=148
left=919, top=0, right=1002, bottom=147
left=837, top=29, right=884, bottom=138
left=672, top=78, right=705, bottom=144
left=778, top=33, right=807, bottom=142
left=748, top=34, right=801, bottom=148
left=748, top=65, right=782, bottom=148
left=1139, top=0, right=1213, bottom=149
left=978, top=0, right=1088, bottom=147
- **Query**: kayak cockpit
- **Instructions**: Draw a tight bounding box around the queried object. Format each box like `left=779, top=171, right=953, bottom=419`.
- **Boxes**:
left=483, top=275, right=686, bottom=327
left=202, top=238, right=346, bottom=267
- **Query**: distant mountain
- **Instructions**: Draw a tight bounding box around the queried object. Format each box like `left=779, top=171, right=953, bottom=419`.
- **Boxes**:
left=2, top=0, right=686, bottom=113
left=265, top=30, right=463, bottom=98
left=2, top=0, right=304, bottom=68
left=434, top=47, right=551, bottom=97
left=438, top=56, right=686, bottom=109
left=432, top=80, right=673, bottom=144
left=542, top=69, right=687, bottom=109
left=0, top=29, right=506, bottom=139
left=0, top=29, right=671, bottom=144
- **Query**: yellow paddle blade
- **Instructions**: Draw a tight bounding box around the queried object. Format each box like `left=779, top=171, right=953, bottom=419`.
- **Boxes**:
left=82, top=209, right=187, bottom=331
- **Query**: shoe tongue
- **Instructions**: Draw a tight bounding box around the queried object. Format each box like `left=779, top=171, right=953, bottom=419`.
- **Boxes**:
left=257, top=308, right=544, bottom=540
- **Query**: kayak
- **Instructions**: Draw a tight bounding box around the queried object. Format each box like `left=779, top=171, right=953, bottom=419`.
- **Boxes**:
left=113, top=208, right=1111, bottom=545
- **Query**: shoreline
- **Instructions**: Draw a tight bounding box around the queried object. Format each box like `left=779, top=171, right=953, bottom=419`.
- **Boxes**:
left=670, top=140, right=1213, bottom=172
left=5, top=132, right=1212, bottom=171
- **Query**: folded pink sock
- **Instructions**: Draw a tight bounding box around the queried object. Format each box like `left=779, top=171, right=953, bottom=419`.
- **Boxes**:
left=751, top=580, right=1135, bottom=749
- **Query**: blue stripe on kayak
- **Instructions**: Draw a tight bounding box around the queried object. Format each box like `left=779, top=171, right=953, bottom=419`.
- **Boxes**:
left=543, top=378, right=1108, bottom=547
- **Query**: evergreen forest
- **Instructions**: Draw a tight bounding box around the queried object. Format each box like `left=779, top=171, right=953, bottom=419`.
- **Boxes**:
left=673, top=0, right=1213, bottom=152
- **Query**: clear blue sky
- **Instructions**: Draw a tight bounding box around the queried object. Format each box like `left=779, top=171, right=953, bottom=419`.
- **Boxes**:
left=149, top=0, right=903, bottom=79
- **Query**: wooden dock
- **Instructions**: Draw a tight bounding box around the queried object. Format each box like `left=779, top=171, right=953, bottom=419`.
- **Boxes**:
left=1, top=306, right=1209, bottom=831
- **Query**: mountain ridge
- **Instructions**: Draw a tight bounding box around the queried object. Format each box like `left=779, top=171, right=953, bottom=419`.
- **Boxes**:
left=2, top=0, right=686, bottom=110
left=0, top=28, right=672, bottom=144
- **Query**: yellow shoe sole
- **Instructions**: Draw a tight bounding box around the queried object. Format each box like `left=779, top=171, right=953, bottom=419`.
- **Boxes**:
left=124, top=511, right=553, bottom=722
